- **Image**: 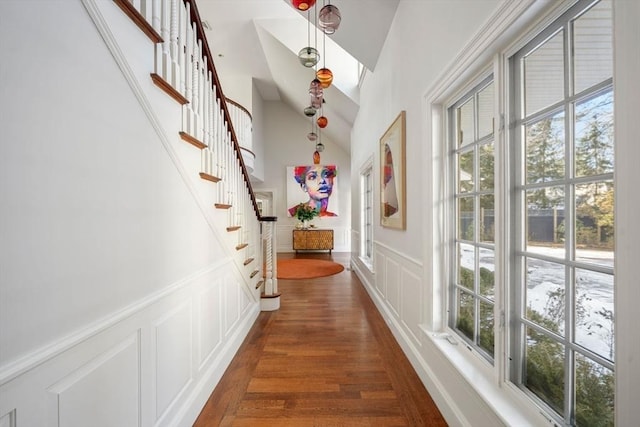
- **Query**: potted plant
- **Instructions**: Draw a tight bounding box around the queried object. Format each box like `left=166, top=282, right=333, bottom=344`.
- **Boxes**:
left=294, top=203, right=319, bottom=229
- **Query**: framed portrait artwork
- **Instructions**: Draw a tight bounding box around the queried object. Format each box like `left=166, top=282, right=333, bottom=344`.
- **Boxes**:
left=380, top=111, right=406, bottom=230
left=286, top=164, right=339, bottom=217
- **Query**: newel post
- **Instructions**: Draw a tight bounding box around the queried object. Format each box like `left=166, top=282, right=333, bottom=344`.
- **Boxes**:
left=260, top=216, right=280, bottom=311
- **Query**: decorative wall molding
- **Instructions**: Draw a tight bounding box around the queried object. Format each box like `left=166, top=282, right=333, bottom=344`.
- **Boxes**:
left=0, top=259, right=259, bottom=426
left=0, top=259, right=227, bottom=387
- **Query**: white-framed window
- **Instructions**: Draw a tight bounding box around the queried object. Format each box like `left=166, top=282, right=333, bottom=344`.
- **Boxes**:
left=509, top=1, right=614, bottom=424
left=443, top=0, right=614, bottom=424
left=448, top=76, right=496, bottom=362
left=360, top=159, right=374, bottom=266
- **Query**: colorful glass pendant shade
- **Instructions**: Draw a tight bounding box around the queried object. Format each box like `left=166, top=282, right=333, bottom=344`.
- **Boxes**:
left=307, top=131, right=318, bottom=141
left=317, top=116, right=328, bottom=128
left=304, top=106, right=317, bottom=117
left=298, top=47, right=320, bottom=67
left=310, top=95, right=322, bottom=109
left=309, top=78, right=323, bottom=98
left=315, top=142, right=325, bottom=152
left=292, top=0, right=316, bottom=11
left=316, top=67, right=333, bottom=88
left=318, top=4, right=341, bottom=34
left=313, top=150, right=321, bottom=164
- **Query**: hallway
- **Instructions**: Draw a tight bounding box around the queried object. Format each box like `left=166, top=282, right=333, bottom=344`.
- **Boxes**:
left=194, top=253, right=447, bottom=426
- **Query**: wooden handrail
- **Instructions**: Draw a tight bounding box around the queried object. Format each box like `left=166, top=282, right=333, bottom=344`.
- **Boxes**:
left=225, top=97, right=253, bottom=121
left=183, top=0, right=261, bottom=219
left=240, top=146, right=256, bottom=158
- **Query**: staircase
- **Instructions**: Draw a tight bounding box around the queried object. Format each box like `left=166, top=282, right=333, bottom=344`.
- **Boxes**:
left=112, top=0, right=278, bottom=307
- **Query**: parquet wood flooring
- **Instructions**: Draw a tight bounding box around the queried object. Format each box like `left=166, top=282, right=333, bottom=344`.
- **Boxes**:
left=194, top=253, right=447, bottom=426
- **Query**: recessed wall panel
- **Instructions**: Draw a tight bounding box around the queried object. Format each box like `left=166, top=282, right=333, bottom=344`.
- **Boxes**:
left=375, top=252, right=386, bottom=295
left=0, top=410, right=16, bottom=427
left=386, top=258, right=401, bottom=317
left=224, top=277, right=240, bottom=334
left=401, top=269, right=422, bottom=346
left=198, top=281, right=222, bottom=368
left=48, top=335, right=139, bottom=427
left=155, top=302, right=192, bottom=420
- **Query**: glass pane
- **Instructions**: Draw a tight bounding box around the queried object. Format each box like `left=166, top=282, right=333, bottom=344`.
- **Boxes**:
left=527, top=187, right=565, bottom=253
left=479, top=300, right=495, bottom=358
left=524, top=30, right=565, bottom=115
left=480, top=195, right=495, bottom=243
left=575, top=181, right=614, bottom=256
left=573, top=0, right=613, bottom=94
left=478, top=247, right=494, bottom=300
left=575, top=269, right=614, bottom=361
left=456, top=290, right=475, bottom=340
left=525, top=327, right=565, bottom=416
left=458, top=98, right=475, bottom=145
left=458, top=149, right=474, bottom=192
left=479, top=142, right=494, bottom=191
left=526, top=112, right=565, bottom=184
left=525, top=258, right=566, bottom=336
left=575, top=354, right=614, bottom=427
left=575, top=91, right=614, bottom=177
left=458, top=197, right=474, bottom=241
left=478, top=82, right=494, bottom=139
left=458, top=242, right=475, bottom=290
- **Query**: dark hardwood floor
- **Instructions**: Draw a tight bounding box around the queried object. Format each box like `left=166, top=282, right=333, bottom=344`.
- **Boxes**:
left=194, top=252, right=447, bottom=426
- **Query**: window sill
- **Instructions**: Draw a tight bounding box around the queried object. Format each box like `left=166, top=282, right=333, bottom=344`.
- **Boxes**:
left=358, top=256, right=374, bottom=274
left=419, top=325, right=554, bottom=427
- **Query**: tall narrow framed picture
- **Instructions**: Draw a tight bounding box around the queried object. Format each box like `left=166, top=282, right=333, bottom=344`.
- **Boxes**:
left=380, top=111, right=406, bottom=230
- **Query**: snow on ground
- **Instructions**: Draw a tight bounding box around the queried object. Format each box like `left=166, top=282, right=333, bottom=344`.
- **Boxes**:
left=461, top=243, right=614, bottom=360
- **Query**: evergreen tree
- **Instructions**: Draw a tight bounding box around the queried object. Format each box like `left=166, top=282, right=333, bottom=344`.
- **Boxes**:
left=526, top=117, right=564, bottom=208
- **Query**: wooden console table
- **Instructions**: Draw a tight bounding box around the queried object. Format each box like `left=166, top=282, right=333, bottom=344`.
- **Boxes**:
left=292, top=229, right=334, bottom=254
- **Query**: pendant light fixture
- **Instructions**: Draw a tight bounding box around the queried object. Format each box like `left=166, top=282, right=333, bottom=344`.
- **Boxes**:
left=310, top=94, right=322, bottom=109
left=309, top=78, right=323, bottom=99
left=304, top=106, right=317, bottom=117
left=316, top=19, right=333, bottom=88
left=292, top=0, right=316, bottom=11
left=316, top=67, right=333, bottom=88
left=298, top=10, right=320, bottom=67
left=317, top=115, right=328, bottom=128
left=318, top=2, right=341, bottom=34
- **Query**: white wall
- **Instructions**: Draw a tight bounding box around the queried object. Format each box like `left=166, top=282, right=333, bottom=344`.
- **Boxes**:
left=351, top=0, right=640, bottom=425
left=0, top=1, right=259, bottom=425
left=612, top=0, right=640, bottom=423
left=258, top=101, right=351, bottom=252
left=250, top=81, right=266, bottom=182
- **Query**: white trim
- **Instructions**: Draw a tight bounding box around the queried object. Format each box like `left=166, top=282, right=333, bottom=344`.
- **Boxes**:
left=167, top=304, right=259, bottom=426
left=373, top=240, right=422, bottom=268
left=0, top=259, right=230, bottom=386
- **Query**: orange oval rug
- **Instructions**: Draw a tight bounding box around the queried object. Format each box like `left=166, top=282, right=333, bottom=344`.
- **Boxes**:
left=277, top=259, right=345, bottom=279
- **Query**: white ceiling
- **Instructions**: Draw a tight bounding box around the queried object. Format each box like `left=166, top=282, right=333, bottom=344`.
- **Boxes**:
left=197, top=0, right=400, bottom=152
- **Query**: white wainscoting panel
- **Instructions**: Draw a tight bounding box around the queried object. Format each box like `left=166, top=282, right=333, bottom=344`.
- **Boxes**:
left=400, top=268, right=423, bottom=347
left=0, top=259, right=260, bottom=427
left=385, top=258, right=401, bottom=318
left=224, top=275, right=240, bottom=335
left=0, top=410, right=15, bottom=427
left=197, top=280, right=223, bottom=370
left=374, top=251, right=386, bottom=296
left=47, top=334, right=139, bottom=427
left=154, top=302, right=193, bottom=423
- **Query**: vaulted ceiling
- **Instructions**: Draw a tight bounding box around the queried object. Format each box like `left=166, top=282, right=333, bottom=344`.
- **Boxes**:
left=196, top=0, right=400, bottom=152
